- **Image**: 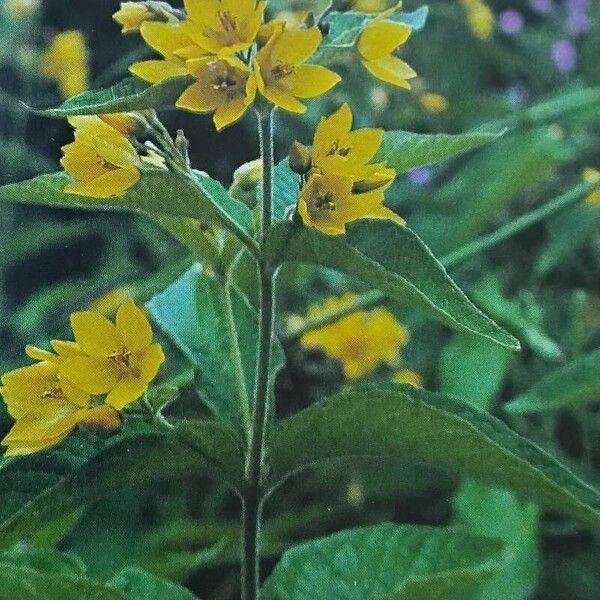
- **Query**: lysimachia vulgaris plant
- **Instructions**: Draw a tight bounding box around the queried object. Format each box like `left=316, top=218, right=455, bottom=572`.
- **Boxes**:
left=1, top=1, right=600, bottom=599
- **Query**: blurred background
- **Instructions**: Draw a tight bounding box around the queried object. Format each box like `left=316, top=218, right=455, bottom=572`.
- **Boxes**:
left=0, top=1, right=599, bottom=598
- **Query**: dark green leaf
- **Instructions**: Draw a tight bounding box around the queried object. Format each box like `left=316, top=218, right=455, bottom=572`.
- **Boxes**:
left=0, top=425, right=244, bottom=549
left=261, top=523, right=502, bottom=600
left=266, top=221, right=519, bottom=349
left=31, top=76, right=193, bottom=118
left=504, top=349, right=600, bottom=414
left=0, top=170, right=253, bottom=239
left=0, top=547, right=86, bottom=576
left=147, top=265, right=284, bottom=430
left=269, top=383, right=600, bottom=530
left=108, top=567, right=198, bottom=600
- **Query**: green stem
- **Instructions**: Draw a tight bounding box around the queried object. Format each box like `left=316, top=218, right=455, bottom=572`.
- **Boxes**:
left=285, top=181, right=595, bottom=340
left=241, top=108, right=276, bottom=600
left=223, top=280, right=252, bottom=439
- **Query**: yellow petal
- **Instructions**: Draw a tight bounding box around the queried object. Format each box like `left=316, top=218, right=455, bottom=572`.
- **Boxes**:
left=283, top=64, right=341, bottom=99
left=65, top=166, right=141, bottom=199
left=362, top=55, right=416, bottom=88
left=60, top=356, right=120, bottom=395
left=270, top=27, right=322, bottom=65
left=116, top=298, right=153, bottom=352
left=77, top=404, right=122, bottom=433
left=140, top=343, right=165, bottom=383
left=51, top=340, right=85, bottom=358
left=176, top=81, right=220, bottom=113
left=140, top=21, right=193, bottom=58
left=70, top=311, right=120, bottom=356
left=105, top=377, right=148, bottom=410
left=25, top=345, right=59, bottom=363
left=313, top=104, right=353, bottom=157
left=358, top=21, right=411, bottom=61
left=214, top=96, right=252, bottom=130
left=129, top=59, right=188, bottom=83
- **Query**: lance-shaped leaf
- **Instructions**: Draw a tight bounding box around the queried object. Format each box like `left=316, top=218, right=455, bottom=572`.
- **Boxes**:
left=108, top=567, right=199, bottom=600
left=0, top=170, right=253, bottom=240
left=265, top=221, right=519, bottom=349
left=147, top=265, right=285, bottom=430
left=504, top=348, right=600, bottom=414
left=270, top=130, right=501, bottom=221
left=261, top=523, right=503, bottom=600
left=31, top=76, right=193, bottom=118
left=268, top=383, right=600, bottom=531
left=0, top=423, right=244, bottom=549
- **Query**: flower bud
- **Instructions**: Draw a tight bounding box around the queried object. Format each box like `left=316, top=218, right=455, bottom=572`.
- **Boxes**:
left=99, top=112, right=148, bottom=136
left=289, top=141, right=312, bottom=175
left=230, top=159, right=262, bottom=208
left=78, top=405, right=122, bottom=434
left=113, top=2, right=153, bottom=34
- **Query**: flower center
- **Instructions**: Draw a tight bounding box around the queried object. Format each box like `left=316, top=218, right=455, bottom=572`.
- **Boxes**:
left=217, top=10, right=237, bottom=33
left=314, top=191, right=336, bottom=212
left=327, top=139, right=352, bottom=157
left=42, top=385, right=65, bottom=400
left=271, top=62, right=295, bottom=79
left=108, top=349, right=132, bottom=369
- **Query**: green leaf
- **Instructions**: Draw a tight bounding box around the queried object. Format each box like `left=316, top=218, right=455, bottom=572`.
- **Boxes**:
left=268, top=383, right=600, bottom=531
left=454, top=481, right=538, bottom=600
left=108, top=567, right=198, bottom=600
left=0, top=170, right=253, bottom=239
left=265, top=220, right=519, bottom=350
left=31, top=76, right=193, bottom=118
left=375, top=130, right=503, bottom=174
left=0, top=425, right=244, bottom=549
left=504, top=348, right=600, bottom=414
left=147, top=265, right=285, bottom=430
left=261, top=523, right=502, bottom=600
left=0, top=547, right=86, bottom=576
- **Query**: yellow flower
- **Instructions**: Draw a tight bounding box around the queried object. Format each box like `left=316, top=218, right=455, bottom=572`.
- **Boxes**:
left=254, top=25, right=341, bottom=113
left=583, top=167, right=600, bottom=206
left=130, top=21, right=208, bottom=84
left=60, top=299, right=165, bottom=410
left=419, top=93, right=449, bottom=113
left=357, top=5, right=416, bottom=89
left=461, top=0, right=494, bottom=40
left=6, top=0, right=39, bottom=17
left=297, top=171, right=403, bottom=235
left=392, top=369, right=423, bottom=387
left=181, top=0, right=266, bottom=56
left=113, top=2, right=153, bottom=34
left=300, top=293, right=409, bottom=378
left=312, top=103, right=395, bottom=183
left=0, top=360, right=120, bottom=457
left=40, top=31, right=89, bottom=98
left=176, top=56, right=257, bottom=130
left=60, top=116, right=142, bottom=198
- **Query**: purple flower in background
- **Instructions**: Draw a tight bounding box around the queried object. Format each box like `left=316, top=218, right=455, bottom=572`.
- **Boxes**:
left=551, top=39, right=577, bottom=72
left=499, top=10, right=524, bottom=34
left=529, top=0, right=553, bottom=13
left=407, top=166, right=432, bottom=185
left=506, top=85, right=529, bottom=105
left=566, top=0, right=590, bottom=35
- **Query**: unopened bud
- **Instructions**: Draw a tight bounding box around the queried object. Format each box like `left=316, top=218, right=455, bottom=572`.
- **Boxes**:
left=289, top=141, right=312, bottom=175
left=100, top=112, right=148, bottom=136
left=230, top=159, right=262, bottom=208
left=78, top=405, right=122, bottom=434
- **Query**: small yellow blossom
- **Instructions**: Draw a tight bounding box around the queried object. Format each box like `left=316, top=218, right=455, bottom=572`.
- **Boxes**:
left=0, top=361, right=121, bottom=457
left=461, top=0, right=494, bottom=40
left=6, top=0, right=39, bottom=17
left=181, top=0, right=266, bottom=56
left=419, top=93, right=449, bottom=113
left=357, top=5, right=416, bottom=89
left=41, top=31, right=89, bottom=99
left=60, top=116, right=142, bottom=198
left=60, top=299, right=165, bottom=410
left=300, top=293, right=409, bottom=378
left=176, top=56, right=257, bottom=130
left=113, top=2, right=153, bottom=34
left=393, top=369, right=423, bottom=387
left=583, top=167, right=600, bottom=206
left=130, top=21, right=208, bottom=84
left=254, top=24, right=341, bottom=113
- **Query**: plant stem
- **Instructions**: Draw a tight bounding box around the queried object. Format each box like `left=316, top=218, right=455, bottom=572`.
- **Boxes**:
left=241, top=108, right=276, bottom=600
left=223, top=280, right=252, bottom=439
left=285, top=181, right=595, bottom=340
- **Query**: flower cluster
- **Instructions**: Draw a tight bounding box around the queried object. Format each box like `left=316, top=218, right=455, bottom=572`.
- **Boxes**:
left=0, top=299, right=164, bottom=456
left=297, top=293, right=410, bottom=379
left=292, top=103, right=403, bottom=235
left=121, top=0, right=341, bottom=130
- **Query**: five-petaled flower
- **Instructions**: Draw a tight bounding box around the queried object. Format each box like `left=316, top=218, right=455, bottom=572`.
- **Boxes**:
left=254, top=23, right=341, bottom=113
left=296, top=104, right=403, bottom=235
left=61, top=116, right=142, bottom=198
left=357, top=5, right=417, bottom=89
left=299, top=293, right=410, bottom=379
left=60, top=299, right=165, bottom=410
